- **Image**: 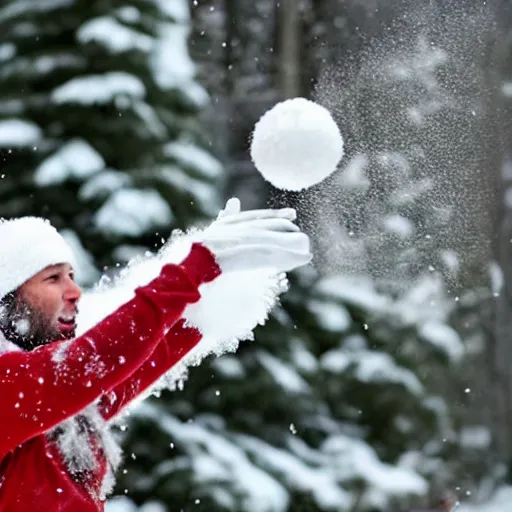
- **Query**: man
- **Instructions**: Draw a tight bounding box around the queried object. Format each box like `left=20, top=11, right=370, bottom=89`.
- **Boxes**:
left=0, top=199, right=311, bottom=511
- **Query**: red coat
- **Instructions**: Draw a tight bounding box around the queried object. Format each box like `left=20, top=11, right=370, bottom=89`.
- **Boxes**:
left=0, top=243, right=220, bottom=512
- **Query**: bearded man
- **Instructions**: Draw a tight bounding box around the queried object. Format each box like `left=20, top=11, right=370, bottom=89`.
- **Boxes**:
left=0, top=198, right=311, bottom=511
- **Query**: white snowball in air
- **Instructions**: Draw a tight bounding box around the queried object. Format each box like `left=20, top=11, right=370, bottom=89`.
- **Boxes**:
left=250, top=97, right=344, bottom=191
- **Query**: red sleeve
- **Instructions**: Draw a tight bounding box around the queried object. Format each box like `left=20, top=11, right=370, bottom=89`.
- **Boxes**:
left=99, top=319, right=201, bottom=421
left=0, top=243, right=219, bottom=456
left=99, top=243, right=221, bottom=420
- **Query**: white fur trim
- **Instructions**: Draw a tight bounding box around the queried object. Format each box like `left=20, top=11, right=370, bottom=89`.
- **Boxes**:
left=0, top=217, right=76, bottom=299
left=182, top=268, right=287, bottom=352
left=151, top=268, right=289, bottom=392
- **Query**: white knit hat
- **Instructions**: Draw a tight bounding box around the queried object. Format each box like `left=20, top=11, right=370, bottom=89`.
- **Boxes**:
left=0, top=217, right=76, bottom=300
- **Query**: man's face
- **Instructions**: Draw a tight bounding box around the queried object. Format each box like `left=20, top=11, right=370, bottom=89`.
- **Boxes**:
left=1, top=263, right=81, bottom=350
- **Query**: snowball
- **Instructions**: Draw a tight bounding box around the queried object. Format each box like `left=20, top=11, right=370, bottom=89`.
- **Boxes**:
left=250, top=97, right=344, bottom=191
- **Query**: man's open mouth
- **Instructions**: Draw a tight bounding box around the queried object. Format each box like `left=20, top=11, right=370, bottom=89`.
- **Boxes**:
left=57, top=315, right=76, bottom=331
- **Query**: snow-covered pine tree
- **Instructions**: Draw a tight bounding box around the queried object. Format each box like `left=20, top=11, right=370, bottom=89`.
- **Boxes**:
left=307, top=4, right=496, bottom=503
left=0, top=0, right=223, bottom=284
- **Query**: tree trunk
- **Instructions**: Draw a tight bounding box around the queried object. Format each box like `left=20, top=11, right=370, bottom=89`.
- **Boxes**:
left=278, top=0, right=301, bottom=98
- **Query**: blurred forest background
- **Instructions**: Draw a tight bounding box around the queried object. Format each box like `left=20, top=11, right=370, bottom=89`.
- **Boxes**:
left=1, top=0, right=512, bottom=510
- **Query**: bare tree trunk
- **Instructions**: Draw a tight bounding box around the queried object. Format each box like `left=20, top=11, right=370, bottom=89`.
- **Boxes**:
left=278, top=0, right=301, bottom=98
left=483, top=6, right=512, bottom=464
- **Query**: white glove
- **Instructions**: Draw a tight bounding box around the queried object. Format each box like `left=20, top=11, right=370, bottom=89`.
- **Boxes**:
left=197, top=198, right=312, bottom=274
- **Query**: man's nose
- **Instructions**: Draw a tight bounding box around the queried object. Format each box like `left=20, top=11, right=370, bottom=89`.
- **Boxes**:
left=63, top=279, right=82, bottom=302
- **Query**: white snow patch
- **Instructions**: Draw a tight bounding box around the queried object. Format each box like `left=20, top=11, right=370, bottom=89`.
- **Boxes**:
left=212, top=356, right=246, bottom=379
left=308, top=300, right=351, bottom=332
left=182, top=82, right=210, bottom=106
left=154, top=0, right=190, bottom=22
left=290, top=341, right=318, bottom=373
left=502, top=82, right=512, bottom=97
left=257, top=353, right=310, bottom=394
left=145, top=0, right=207, bottom=105
left=94, top=188, right=173, bottom=237
left=150, top=23, right=196, bottom=92
left=319, top=350, right=351, bottom=374
left=250, top=97, right=344, bottom=191
left=0, top=43, right=15, bottom=61
left=322, top=434, right=427, bottom=498
left=488, top=261, right=504, bottom=296
left=105, top=496, right=137, bottom=512
left=316, top=275, right=389, bottom=313
left=164, top=141, right=223, bottom=180
left=381, top=214, right=414, bottom=238
left=504, top=186, right=512, bottom=209
left=78, top=17, right=153, bottom=53
left=105, top=497, right=164, bottom=512
left=117, top=6, right=141, bottom=23
left=459, top=426, right=491, bottom=450
left=52, top=72, right=145, bottom=105
left=458, top=487, right=512, bottom=512
left=132, top=101, right=167, bottom=138
left=79, top=171, right=132, bottom=201
left=139, top=503, right=166, bottom=512
left=440, top=249, right=460, bottom=273
left=320, top=349, right=424, bottom=395
left=418, top=322, right=464, bottom=362
left=159, top=166, right=220, bottom=216
left=393, top=274, right=453, bottom=326
left=0, top=0, right=73, bottom=23
left=337, top=154, right=370, bottom=190
left=0, top=119, right=42, bottom=147
left=34, top=139, right=105, bottom=186
left=354, top=352, right=423, bottom=394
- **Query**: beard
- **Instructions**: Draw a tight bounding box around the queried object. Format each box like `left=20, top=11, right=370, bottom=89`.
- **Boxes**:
left=0, top=292, right=74, bottom=351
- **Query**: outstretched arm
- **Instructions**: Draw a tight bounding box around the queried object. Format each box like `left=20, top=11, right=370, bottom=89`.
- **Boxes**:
left=99, top=318, right=201, bottom=421
left=99, top=201, right=314, bottom=420
left=0, top=243, right=219, bottom=457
